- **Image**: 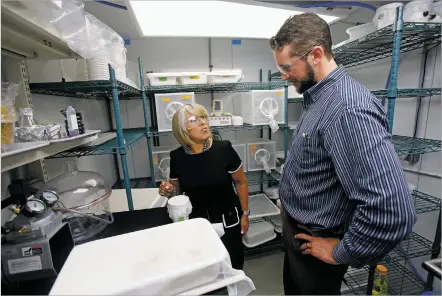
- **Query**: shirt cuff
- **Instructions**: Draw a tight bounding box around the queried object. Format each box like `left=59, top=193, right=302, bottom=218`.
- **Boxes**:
left=333, top=241, right=361, bottom=266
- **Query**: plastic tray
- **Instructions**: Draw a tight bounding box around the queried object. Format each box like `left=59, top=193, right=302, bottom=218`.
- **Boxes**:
left=243, top=221, right=276, bottom=248
left=49, top=130, right=100, bottom=143
left=50, top=219, right=229, bottom=295
left=269, top=215, right=282, bottom=234
left=248, top=194, right=280, bottom=219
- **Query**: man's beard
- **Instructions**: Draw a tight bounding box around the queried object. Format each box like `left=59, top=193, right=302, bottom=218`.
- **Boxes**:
left=294, top=63, right=317, bottom=94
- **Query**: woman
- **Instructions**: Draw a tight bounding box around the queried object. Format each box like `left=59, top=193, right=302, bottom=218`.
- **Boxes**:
left=159, top=103, right=249, bottom=270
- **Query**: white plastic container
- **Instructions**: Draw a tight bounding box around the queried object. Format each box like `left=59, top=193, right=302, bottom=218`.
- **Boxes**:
left=49, top=218, right=229, bottom=295
left=231, top=141, right=247, bottom=172
left=404, top=0, right=434, bottom=22
left=177, top=72, right=207, bottom=85
left=238, top=90, right=285, bottom=128
left=155, top=92, right=195, bottom=132
left=248, top=193, right=280, bottom=219
left=408, top=183, right=416, bottom=194
left=207, top=69, right=243, bottom=84
left=269, top=215, right=283, bottom=234
left=242, top=221, right=276, bottom=248
left=167, top=195, right=193, bottom=222
left=346, top=22, right=375, bottom=41
left=152, top=145, right=179, bottom=182
left=245, top=139, right=276, bottom=173
left=263, top=186, right=279, bottom=200
left=431, top=1, right=442, bottom=22
left=373, top=3, right=404, bottom=30
left=232, top=116, right=243, bottom=126
left=147, top=72, right=178, bottom=86
left=27, top=59, right=89, bottom=83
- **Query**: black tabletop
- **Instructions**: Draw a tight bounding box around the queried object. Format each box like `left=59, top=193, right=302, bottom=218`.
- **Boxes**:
left=2, top=207, right=171, bottom=295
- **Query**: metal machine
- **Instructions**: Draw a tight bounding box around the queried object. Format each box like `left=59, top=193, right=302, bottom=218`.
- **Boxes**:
left=1, top=191, right=75, bottom=283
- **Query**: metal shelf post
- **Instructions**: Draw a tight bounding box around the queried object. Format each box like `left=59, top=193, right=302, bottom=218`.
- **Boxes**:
left=284, top=83, right=289, bottom=160
left=109, top=64, right=134, bottom=211
left=386, top=6, right=404, bottom=132
left=138, top=57, right=156, bottom=188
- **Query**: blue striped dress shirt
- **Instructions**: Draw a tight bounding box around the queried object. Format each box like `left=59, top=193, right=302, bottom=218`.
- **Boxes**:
left=279, top=66, right=417, bottom=266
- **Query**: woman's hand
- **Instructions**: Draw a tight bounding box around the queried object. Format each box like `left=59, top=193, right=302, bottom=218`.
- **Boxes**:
left=159, top=181, right=175, bottom=197
left=241, top=215, right=249, bottom=235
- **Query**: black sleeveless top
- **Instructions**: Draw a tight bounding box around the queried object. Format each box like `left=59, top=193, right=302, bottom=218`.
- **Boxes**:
left=169, top=140, right=242, bottom=224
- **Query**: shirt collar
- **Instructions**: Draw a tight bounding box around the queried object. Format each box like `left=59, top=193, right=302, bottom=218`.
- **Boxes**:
left=303, top=65, right=346, bottom=107
left=183, top=138, right=211, bottom=155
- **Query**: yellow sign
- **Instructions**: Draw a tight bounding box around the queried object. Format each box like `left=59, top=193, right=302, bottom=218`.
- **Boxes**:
left=181, top=95, right=192, bottom=100
left=276, top=91, right=283, bottom=96
left=153, top=154, right=158, bottom=165
left=190, top=75, right=200, bottom=80
left=161, top=97, right=171, bottom=102
left=249, top=144, right=257, bottom=156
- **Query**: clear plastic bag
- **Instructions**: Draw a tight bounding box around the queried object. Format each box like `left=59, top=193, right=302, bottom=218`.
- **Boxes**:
left=1, top=83, right=21, bottom=145
left=16, top=108, right=53, bottom=142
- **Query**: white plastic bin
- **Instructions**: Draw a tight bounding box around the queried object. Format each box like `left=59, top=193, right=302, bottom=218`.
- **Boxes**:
left=167, top=195, right=192, bottom=222
left=243, top=221, right=276, bottom=248
left=207, top=69, right=243, bottom=84
left=373, top=3, right=404, bottom=30
left=238, top=90, right=285, bottom=127
left=263, top=186, right=279, bottom=200
left=147, top=72, right=178, bottom=86
left=346, top=22, right=375, bottom=41
left=431, top=1, right=442, bottom=22
left=230, top=141, right=247, bottom=172
left=248, top=193, right=280, bottom=219
left=269, top=215, right=283, bottom=234
left=245, top=139, right=276, bottom=173
left=49, top=218, right=229, bottom=295
left=404, top=0, right=433, bottom=22
left=152, top=145, right=179, bottom=182
left=154, top=92, right=195, bottom=132
left=177, top=72, right=207, bottom=85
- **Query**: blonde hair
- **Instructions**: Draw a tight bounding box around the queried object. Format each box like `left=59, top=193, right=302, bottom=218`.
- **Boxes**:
left=172, top=103, right=212, bottom=147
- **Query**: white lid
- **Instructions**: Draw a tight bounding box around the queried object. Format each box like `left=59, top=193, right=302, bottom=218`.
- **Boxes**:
left=50, top=218, right=228, bottom=295
left=207, top=69, right=242, bottom=76
left=168, top=195, right=190, bottom=206
left=249, top=194, right=280, bottom=219
left=147, top=72, right=179, bottom=78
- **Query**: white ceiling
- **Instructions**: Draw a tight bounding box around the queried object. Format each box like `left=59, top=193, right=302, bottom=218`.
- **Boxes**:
left=84, top=0, right=396, bottom=40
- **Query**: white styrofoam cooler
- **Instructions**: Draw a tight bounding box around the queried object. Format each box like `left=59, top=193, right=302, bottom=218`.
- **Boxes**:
left=245, top=139, right=276, bottom=172
left=207, top=69, right=243, bottom=84
left=50, top=218, right=229, bottom=295
left=243, top=221, right=276, bottom=248
left=152, top=145, right=179, bottom=182
left=154, top=92, right=195, bottom=132
left=248, top=193, right=280, bottom=219
left=147, top=72, right=178, bottom=86
left=346, top=22, right=375, bottom=41
left=238, top=90, right=285, bottom=126
left=230, top=141, right=247, bottom=172
left=404, top=0, right=434, bottom=22
left=177, top=72, right=207, bottom=85
left=373, top=3, right=404, bottom=30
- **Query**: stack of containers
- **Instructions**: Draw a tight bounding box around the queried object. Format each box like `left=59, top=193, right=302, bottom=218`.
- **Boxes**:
left=145, top=70, right=243, bottom=86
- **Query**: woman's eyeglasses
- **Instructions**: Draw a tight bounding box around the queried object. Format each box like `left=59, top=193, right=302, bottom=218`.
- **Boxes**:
left=184, top=115, right=208, bottom=128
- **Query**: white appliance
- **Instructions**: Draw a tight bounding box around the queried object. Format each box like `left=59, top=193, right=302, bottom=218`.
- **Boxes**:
left=152, top=145, right=179, bottom=182
left=237, top=90, right=285, bottom=131
left=244, top=139, right=276, bottom=173
left=230, top=141, right=247, bottom=172
left=209, top=115, right=232, bottom=127
left=154, top=92, right=195, bottom=132
left=212, top=99, right=224, bottom=116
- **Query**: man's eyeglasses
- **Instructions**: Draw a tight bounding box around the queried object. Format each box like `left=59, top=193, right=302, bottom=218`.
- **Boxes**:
left=278, top=42, right=323, bottom=74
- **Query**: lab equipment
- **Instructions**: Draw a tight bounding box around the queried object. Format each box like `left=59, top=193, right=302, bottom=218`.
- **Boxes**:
left=154, top=92, right=195, bottom=132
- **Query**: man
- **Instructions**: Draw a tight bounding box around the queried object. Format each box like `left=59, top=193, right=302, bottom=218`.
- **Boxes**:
left=270, top=13, right=416, bottom=295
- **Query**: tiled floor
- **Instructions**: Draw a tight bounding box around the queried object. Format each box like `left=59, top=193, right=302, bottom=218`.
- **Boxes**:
left=244, top=251, right=285, bottom=295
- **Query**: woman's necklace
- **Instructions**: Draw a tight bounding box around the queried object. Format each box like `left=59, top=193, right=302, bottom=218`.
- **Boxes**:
left=184, top=138, right=212, bottom=155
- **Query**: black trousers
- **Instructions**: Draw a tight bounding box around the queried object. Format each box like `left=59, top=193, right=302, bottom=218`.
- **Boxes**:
left=221, top=222, right=244, bottom=270
left=282, top=212, right=348, bottom=295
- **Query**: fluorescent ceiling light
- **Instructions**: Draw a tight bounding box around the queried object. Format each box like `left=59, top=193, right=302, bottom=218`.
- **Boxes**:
left=128, top=1, right=340, bottom=39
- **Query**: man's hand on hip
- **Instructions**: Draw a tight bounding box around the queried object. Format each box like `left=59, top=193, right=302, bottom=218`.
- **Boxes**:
left=296, top=233, right=339, bottom=265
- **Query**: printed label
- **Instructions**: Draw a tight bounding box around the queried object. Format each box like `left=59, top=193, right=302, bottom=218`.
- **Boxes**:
left=181, top=95, right=191, bottom=100
left=190, top=76, right=200, bottom=80
left=153, top=154, right=158, bottom=165
left=250, top=144, right=257, bottom=156
left=276, top=91, right=283, bottom=96
left=161, top=97, right=171, bottom=102
left=159, top=77, right=168, bottom=81
left=222, top=75, right=234, bottom=78
left=70, top=115, right=78, bottom=130
left=22, top=246, right=42, bottom=257
left=8, top=256, right=42, bottom=274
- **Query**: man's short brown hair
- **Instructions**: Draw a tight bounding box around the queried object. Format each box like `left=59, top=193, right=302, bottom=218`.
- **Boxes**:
left=270, top=12, right=333, bottom=58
